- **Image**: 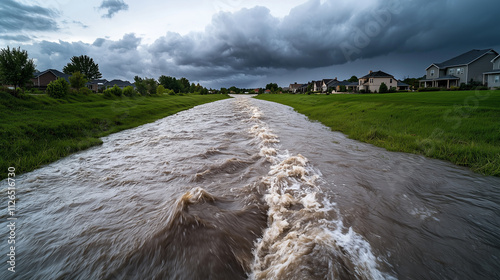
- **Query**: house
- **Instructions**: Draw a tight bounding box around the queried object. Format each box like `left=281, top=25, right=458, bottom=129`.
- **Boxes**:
left=420, top=49, right=499, bottom=89
left=397, top=81, right=410, bottom=91
left=31, top=69, right=71, bottom=89
left=86, top=79, right=108, bottom=92
left=483, top=54, right=500, bottom=89
left=310, top=80, right=323, bottom=92
left=104, top=79, right=135, bottom=89
left=289, top=82, right=303, bottom=93
left=358, top=70, right=397, bottom=92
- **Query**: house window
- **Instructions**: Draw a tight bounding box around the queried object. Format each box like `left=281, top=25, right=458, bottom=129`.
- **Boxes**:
left=495, top=75, right=500, bottom=83
left=456, top=68, right=464, bottom=75
left=370, top=79, right=374, bottom=83
left=449, top=68, right=455, bottom=75
left=430, top=69, right=435, bottom=77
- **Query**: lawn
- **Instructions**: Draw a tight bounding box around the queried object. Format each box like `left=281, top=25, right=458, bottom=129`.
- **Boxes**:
left=0, top=92, right=229, bottom=180
left=255, top=90, right=500, bottom=176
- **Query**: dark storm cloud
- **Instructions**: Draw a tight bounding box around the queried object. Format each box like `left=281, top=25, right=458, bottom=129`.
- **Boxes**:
left=0, top=0, right=59, bottom=32
left=149, top=0, right=500, bottom=71
left=20, top=0, right=500, bottom=88
left=99, top=0, right=129, bottom=18
left=109, top=33, right=141, bottom=52
left=0, top=34, right=31, bottom=42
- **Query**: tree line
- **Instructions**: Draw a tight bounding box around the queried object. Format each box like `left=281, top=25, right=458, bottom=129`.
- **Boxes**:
left=0, top=46, right=212, bottom=98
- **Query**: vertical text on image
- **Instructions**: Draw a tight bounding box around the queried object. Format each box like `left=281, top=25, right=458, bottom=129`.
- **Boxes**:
left=6, top=167, right=16, bottom=273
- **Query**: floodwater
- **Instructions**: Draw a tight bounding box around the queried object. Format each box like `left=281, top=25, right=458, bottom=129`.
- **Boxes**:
left=1, top=95, right=499, bottom=279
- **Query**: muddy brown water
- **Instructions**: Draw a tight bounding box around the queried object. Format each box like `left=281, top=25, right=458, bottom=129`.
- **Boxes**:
left=1, top=95, right=499, bottom=279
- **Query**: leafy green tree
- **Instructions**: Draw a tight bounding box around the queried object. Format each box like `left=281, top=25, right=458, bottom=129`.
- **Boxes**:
left=46, top=78, right=69, bottom=98
left=144, top=78, right=157, bottom=95
left=123, top=86, right=136, bottom=97
left=348, top=76, right=358, bottom=83
left=157, top=85, right=165, bottom=95
left=179, top=77, right=190, bottom=92
left=159, top=75, right=181, bottom=93
left=265, top=83, right=278, bottom=92
left=0, top=46, right=36, bottom=90
left=379, top=82, right=388, bottom=93
left=69, top=71, right=88, bottom=89
left=63, top=55, right=102, bottom=80
left=103, top=85, right=123, bottom=97
left=134, top=76, right=147, bottom=95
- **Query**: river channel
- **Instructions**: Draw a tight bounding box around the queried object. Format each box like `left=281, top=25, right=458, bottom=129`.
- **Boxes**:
left=1, top=95, right=499, bottom=279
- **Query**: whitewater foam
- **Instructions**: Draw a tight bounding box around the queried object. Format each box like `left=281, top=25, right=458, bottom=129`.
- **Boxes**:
left=243, top=99, right=395, bottom=280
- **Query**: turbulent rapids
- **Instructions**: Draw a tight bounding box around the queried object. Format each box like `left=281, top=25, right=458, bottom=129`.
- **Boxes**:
left=1, top=95, right=499, bottom=280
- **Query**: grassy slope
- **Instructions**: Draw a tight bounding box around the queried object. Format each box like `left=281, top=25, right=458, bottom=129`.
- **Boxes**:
left=0, top=92, right=230, bottom=180
left=255, top=91, right=500, bottom=176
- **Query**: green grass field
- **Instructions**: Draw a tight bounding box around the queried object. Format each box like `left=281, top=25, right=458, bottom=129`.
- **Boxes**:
left=255, top=90, right=500, bottom=176
left=0, top=92, right=229, bottom=180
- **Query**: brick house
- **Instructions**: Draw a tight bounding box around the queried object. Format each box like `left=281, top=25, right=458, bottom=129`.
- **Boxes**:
left=31, top=69, right=70, bottom=89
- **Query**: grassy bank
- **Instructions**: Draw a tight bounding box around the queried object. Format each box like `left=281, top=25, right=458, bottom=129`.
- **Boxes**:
left=255, top=91, right=500, bottom=176
left=0, top=92, right=229, bottom=180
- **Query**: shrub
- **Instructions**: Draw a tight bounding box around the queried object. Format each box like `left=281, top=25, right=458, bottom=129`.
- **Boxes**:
left=448, top=86, right=460, bottom=91
left=123, top=86, right=136, bottom=97
left=156, top=85, right=165, bottom=95
left=103, top=85, right=122, bottom=97
left=46, top=78, right=69, bottom=98
left=379, top=82, right=388, bottom=93
left=69, top=71, right=88, bottom=89
left=78, top=87, right=93, bottom=95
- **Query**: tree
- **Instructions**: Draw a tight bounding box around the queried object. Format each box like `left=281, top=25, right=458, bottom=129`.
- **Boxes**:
left=157, top=85, right=165, bottom=95
left=63, top=55, right=102, bottom=80
left=158, top=75, right=181, bottom=93
left=0, top=46, right=36, bottom=90
left=69, top=71, right=88, bottom=89
left=379, top=82, right=388, bottom=93
left=179, top=77, right=190, bottom=92
left=348, top=75, right=358, bottom=83
left=134, top=76, right=147, bottom=95
left=265, top=83, right=279, bottom=92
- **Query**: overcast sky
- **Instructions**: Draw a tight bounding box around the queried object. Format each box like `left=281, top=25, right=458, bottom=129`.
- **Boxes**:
left=1, top=0, right=500, bottom=88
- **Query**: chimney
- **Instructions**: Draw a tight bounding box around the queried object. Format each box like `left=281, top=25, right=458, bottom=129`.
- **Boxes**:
left=369, top=70, right=373, bottom=74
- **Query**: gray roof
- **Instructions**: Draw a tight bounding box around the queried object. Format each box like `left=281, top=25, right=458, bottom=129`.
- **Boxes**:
left=360, top=70, right=394, bottom=78
left=104, top=79, right=134, bottom=87
left=430, top=49, right=498, bottom=69
left=397, top=81, right=409, bottom=86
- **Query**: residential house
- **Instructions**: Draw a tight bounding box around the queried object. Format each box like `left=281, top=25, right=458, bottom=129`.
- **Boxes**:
left=31, top=69, right=71, bottom=89
left=397, top=81, right=410, bottom=91
left=420, top=49, right=498, bottom=89
left=289, top=82, right=303, bottom=93
left=358, top=70, right=397, bottom=92
left=483, top=54, right=500, bottom=89
left=86, top=79, right=108, bottom=92
left=310, top=80, right=323, bottom=92
left=104, top=79, right=135, bottom=89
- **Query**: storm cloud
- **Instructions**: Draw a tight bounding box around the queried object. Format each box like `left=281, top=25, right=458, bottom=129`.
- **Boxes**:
left=14, top=0, right=500, bottom=88
left=99, top=0, right=129, bottom=18
left=0, top=0, right=59, bottom=32
left=149, top=0, right=500, bottom=71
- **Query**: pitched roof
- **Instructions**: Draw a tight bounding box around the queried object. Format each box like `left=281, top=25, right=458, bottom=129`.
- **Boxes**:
left=34, top=69, right=71, bottom=81
left=360, top=70, right=394, bottom=78
left=431, top=49, right=498, bottom=69
left=104, top=79, right=134, bottom=87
